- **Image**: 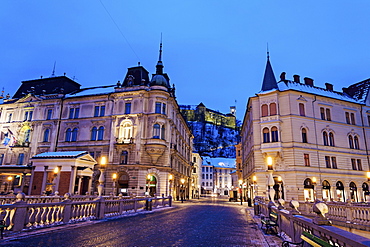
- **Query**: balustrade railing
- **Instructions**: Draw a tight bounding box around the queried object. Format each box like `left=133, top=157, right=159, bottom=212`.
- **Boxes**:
left=254, top=197, right=370, bottom=247
left=0, top=193, right=172, bottom=236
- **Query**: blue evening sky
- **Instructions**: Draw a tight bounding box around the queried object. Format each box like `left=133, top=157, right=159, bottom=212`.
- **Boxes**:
left=1, top=1, right=370, bottom=120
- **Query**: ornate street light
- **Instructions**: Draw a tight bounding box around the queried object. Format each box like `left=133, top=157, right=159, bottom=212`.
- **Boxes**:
left=266, top=156, right=275, bottom=201
left=239, top=179, right=243, bottom=205
left=252, top=175, right=257, bottom=197
left=112, top=173, right=117, bottom=196
left=146, top=174, right=152, bottom=196
left=168, top=174, right=173, bottom=197
left=7, top=176, right=13, bottom=193
left=367, top=172, right=370, bottom=182
left=53, top=167, right=59, bottom=195
left=97, top=156, right=106, bottom=197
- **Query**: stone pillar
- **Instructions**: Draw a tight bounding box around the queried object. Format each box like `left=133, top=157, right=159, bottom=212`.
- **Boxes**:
left=69, top=166, right=77, bottom=194
left=87, top=176, right=93, bottom=195
left=41, top=167, right=48, bottom=194
left=77, top=176, right=82, bottom=194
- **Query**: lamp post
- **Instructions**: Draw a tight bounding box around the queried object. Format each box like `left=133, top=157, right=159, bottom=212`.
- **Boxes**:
left=191, top=183, right=194, bottom=199
left=112, top=173, right=117, bottom=196
left=312, top=177, right=317, bottom=200
left=367, top=172, right=370, bottom=182
left=97, top=156, right=106, bottom=197
left=52, top=167, right=59, bottom=194
left=146, top=174, right=152, bottom=197
left=7, top=176, right=13, bottom=193
left=181, top=178, right=185, bottom=203
left=169, top=174, right=173, bottom=197
left=252, top=175, right=257, bottom=197
left=239, top=179, right=243, bottom=205
left=267, top=156, right=275, bottom=201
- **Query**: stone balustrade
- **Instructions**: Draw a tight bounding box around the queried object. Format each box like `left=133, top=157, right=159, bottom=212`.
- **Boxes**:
left=0, top=193, right=172, bottom=235
left=254, top=197, right=370, bottom=247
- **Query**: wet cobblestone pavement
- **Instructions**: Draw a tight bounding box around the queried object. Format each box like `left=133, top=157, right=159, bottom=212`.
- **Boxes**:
left=0, top=197, right=283, bottom=247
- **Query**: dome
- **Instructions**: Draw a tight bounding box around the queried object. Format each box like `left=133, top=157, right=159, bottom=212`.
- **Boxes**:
left=151, top=75, right=169, bottom=87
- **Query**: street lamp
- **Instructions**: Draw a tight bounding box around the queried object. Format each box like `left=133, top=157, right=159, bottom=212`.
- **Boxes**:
left=7, top=176, right=13, bottom=193
left=112, top=173, right=117, bottom=196
left=169, top=174, right=173, bottom=197
left=146, top=174, right=152, bottom=197
left=266, top=156, right=275, bottom=201
left=239, top=179, right=243, bottom=205
left=181, top=178, right=185, bottom=203
left=367, top=172, right=370, bottom=182
left=97, top=156, right=106, bottom=197
left=53, top=167, right=59, bottom=194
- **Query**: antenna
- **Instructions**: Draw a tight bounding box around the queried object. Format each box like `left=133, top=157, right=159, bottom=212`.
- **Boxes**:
left=159, top=33, right=163, bottom=61
left=51, top=61, right=56, bottom=77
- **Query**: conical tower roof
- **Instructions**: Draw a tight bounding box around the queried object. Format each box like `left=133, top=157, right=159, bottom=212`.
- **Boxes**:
left=261, top=56, right=277, bottom=92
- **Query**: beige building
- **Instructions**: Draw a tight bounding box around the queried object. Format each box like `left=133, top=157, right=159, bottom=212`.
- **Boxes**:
left=0, top=45, right=193, bottom=198
left=240, top=57, right=370, bottom=202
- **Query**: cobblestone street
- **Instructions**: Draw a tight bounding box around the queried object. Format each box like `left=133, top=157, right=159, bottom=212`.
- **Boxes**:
left=0, top=197, right=282, bottom=247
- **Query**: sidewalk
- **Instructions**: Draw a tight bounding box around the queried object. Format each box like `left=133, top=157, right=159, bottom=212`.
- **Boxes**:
left=244, top=207, right=283, bottom=247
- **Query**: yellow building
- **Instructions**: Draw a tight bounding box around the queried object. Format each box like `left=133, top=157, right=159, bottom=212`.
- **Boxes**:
left=240, top=56, right=370, bottom=202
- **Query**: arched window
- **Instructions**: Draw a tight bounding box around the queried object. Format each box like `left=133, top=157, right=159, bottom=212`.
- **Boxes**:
left=263, top=128, right=270, bottom=143
left=299, top=103, right=305, bottom=116
left=65, top=128, right=72, bottom=142
left=348, top=135, right=354, bottom=149
left=71, top=128, right=78, bottom=142
left=206, top=182, right=209, bottom=186
left=153, top=124, right=160, bottom=139
left=323, top=131, right=328, bottom=146
left=43, top=129, right=50, bottom=142
left=354, top=136, right=359, bottom=149
left=119, top=121, right=133, bottom=143
left=91, top=127, right=97, bottom=141
left=97, top=126, right=104, bottom=140
left=271, top=126, right=279, bottom=142
left=329, top=132, right=335, bottom=146
left=302, top=128, right=307, bottom=143
left=270, top=103, right=277, bottom=115
left=120, top=150, right=128, bottom=164
left=261, top=104, right=268, bottom=117
left=161, top=125, right=165, bottom=140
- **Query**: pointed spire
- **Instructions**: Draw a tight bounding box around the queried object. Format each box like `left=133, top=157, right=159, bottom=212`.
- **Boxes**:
left=261, top=51, right=278, bottom=92
left=156, top=34, right=164, bottom=75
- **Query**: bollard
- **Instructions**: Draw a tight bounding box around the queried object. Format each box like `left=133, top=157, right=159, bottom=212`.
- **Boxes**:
left=146, top=198, right=152, bottom=211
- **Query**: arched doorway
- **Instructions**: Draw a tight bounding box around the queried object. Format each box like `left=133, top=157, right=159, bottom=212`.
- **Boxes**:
left=273, top=177, right=284, bottom=200
left=303, top=178, right=314, bottom=201
left=146, top=175, right=157, bottom=197
left=362, top=183, right=370, bottom=202
left=336, top=181, right=345, bottom=202
left=349, top=182, right=358, bottom=202
left=322, top=180, right=331, bottom=201
left=118, top=172, right=129, bottom=196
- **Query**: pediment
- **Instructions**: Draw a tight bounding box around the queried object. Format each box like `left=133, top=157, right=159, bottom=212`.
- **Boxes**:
left=17, top=94, right=42, bottom=103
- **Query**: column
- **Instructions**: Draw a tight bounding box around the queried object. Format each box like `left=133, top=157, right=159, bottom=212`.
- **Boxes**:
left=41, top=166, right=48, bottom=194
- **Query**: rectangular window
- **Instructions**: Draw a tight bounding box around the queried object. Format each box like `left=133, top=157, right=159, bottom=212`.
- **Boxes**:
left=46, top=109, right=53, bottom=120
left=7, top=113, right=12, bottom=123
left=326, top=108, right=331, bottom=121
left=299, top=103, right=305, bottom=116
left=345, top=112, right=350, bottom=124
left=206, top=167, right=209, bottom=172
left=304, top=154, right=310, bottom=166
left=74, top=108, right=80, bottom=118
left=24, top=111, right=28, bottom=121
left=17, top=153, right=24, bottom=165
left=350, top=113, right=355, bottom=125
left=100, top=106, right=105, bottom=117
left=0, top=154, right=4, bottom=165
left=162, top=103, right=166, bottom=115
left=357, top=159, right=362, bottom=171
left=70, top=108, right=80, bottom=119
left=125, top=103, right=131, bottom=114
left=69, top=108, right=74, bottom=119
left=320, top=107, right=325, bottom=120
left=331, top=157, right=337, bottom=169
left=351, top=159, right=357, bottom=170
left=325, top=156, right=331, bottom=168
left=155, top=102, right=161, bottom=113
left=94, top=106, right=100, bottom=117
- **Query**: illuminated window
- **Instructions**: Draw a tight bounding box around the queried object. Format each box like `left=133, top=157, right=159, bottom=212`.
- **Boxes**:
left=304, top=154, right=310, bottom=166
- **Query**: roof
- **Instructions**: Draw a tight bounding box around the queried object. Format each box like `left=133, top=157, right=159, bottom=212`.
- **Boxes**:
left=66, top=85, right=115, bottom=98
left=32, top=151, right=89, bottom=159
left=277, top=80, right=358, bottom=103
left=260, top=58, right=278, bottom=92
left=202, top=157, right=236, bottom=168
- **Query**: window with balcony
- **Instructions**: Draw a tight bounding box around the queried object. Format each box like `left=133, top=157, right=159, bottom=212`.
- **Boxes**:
left=269, top=103, right=277, bottom=115
left=271, top=126, right=279, bottom=142
left=161, top=125, right=165, bottom=140
left=263, top=128, right=270, bottom=143
left=261, top=104, right=268, bottom=117
left=120, top=151, right=128, bottom=164
left=153, top=124, right=160, bottom=139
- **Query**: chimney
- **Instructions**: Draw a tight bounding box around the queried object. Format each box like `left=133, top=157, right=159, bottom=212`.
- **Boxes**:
left=325, top=83, right=333, bottom=91
left=293, top=75, right=300, bottom=83
left=304, top=77, right=314, bottom=86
